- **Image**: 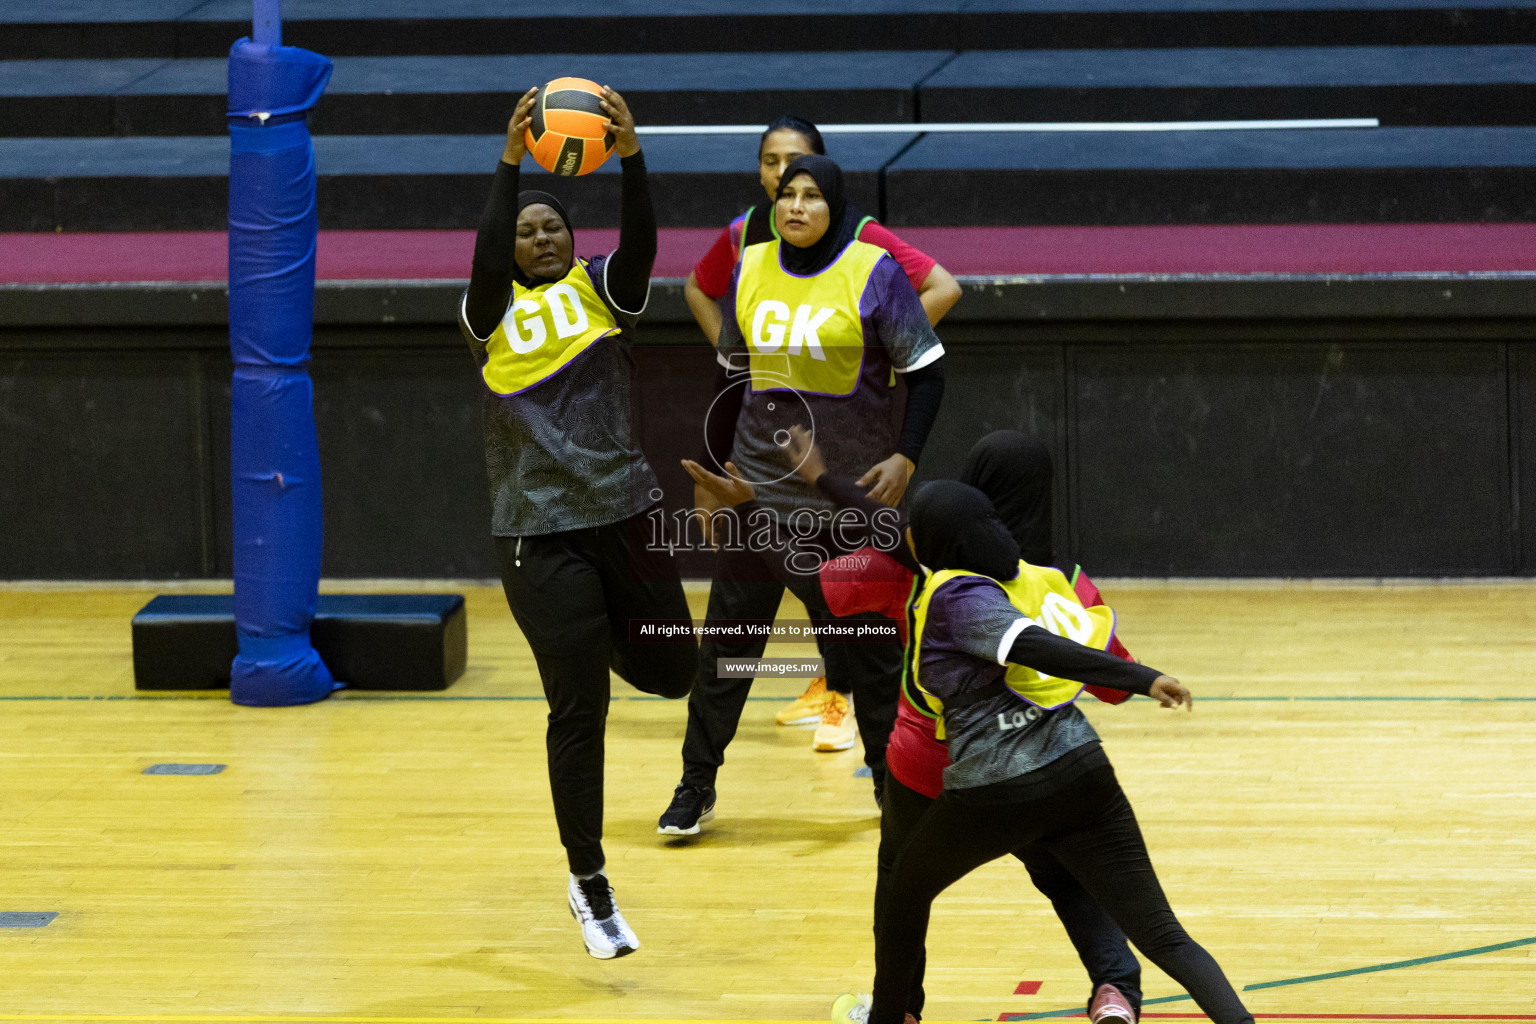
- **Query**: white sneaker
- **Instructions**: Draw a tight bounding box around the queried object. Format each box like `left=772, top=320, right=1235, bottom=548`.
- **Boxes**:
left=567, top=871, right=639, bottom=959
left=831, top=992, right=872, bottom=1024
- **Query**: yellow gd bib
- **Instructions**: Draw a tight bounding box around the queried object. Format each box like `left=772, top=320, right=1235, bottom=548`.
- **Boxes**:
left=734, top=238, right=886, bottom=396
left=481, top=259, right=619, bottom=396
left=908, top=561, right=1118, bottom=735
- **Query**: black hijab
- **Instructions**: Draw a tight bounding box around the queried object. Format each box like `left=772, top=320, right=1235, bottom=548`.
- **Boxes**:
left=908, top=481, right=1021, bottom=581
left=513, top=189, right=574, bottom=287
left=775, top=154, right=864, bottom=276
left=961, top=431, right=1054, bottom=568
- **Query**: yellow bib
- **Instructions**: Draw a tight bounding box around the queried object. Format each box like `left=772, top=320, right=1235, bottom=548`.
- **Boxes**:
left=481, top=259, right=619, bottom=396
left=909, top=561, right=1118, bottom=734
left=734, top=238, right=886, bottom=396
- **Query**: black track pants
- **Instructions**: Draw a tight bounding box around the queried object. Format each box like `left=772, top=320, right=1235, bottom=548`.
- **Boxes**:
left=875, top=774, right=1143, bottom=1020
left=495, top=514, right=696, bottom=875
left=678, top=539, right=901, bottom=790
left=872, top=765, right=1252, bottom=1024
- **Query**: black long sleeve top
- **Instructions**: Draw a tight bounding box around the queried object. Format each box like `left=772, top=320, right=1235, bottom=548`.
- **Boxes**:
left=463, top=152, right=656, bottom=341
left=458, top=150, right=662, bottom=537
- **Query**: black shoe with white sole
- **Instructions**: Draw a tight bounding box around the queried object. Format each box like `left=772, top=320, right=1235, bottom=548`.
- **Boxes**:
left=657, top=783, right=715, bottom=836
left=567, top=872, right=638, bottom=960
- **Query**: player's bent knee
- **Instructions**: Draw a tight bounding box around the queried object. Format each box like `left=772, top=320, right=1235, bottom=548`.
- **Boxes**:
left=623, top=644, right=696, bottom=699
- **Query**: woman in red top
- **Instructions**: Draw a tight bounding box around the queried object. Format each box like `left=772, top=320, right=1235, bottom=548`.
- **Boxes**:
left=684, top=115, right=961, bottom=345
left=684, top=115, right=963, bottom=741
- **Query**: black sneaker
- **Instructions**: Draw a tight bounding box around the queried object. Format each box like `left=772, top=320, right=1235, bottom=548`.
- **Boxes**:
left=657, top=782, right=716, bottom=836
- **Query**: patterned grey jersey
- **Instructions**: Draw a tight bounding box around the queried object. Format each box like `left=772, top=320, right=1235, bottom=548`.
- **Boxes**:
left=459, top=253, right=660, bottom=537
left=917, top=576, right=1102, bottom=791
left=716, top=253, right=943, bottom=519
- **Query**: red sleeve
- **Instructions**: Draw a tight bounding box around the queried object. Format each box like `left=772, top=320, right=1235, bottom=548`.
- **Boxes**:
left=820, top=548, right=914, bottom=644
left=692, top=222, right=740, bottom=299
left=857, top=220, right=938, bottom=295
left=1073, top=568, right=1136, bottom=706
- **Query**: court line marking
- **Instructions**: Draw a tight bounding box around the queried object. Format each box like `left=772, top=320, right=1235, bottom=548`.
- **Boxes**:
left=1242, top=935, right=1536, bottom=991
left=0, top=1019, right=801, bottom=1023
left=0, top=943, right=1526, bottom=1023
left=0, top=1015, right=1531, bottom=1024
left=2, top=696, right=1534, bottom=704
left=1006, top=935, right=1536, bottom=1020
left=0, top=1018, right=815, bottom=1023
left=637, top=119, right=1379, bottom=135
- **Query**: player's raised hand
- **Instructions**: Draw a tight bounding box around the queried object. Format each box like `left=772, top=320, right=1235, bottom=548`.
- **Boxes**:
left=501, top=87, right=538, bottom=165
left=600, top=86, right=640, bottom=158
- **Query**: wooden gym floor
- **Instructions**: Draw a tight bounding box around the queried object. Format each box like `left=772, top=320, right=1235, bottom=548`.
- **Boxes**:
left=0, top=580, right=1532, bottom=1024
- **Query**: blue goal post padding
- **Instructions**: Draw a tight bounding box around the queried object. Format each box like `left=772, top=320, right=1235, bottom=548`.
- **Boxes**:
left=227, top=35, right=340, bottom=707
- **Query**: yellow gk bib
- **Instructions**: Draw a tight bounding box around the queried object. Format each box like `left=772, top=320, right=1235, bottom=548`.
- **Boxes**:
left=734, top=238, right=886, bottom=396
left=481, top=259, right=619, bottom=396
left=909, top=561, right=1118, bottom=732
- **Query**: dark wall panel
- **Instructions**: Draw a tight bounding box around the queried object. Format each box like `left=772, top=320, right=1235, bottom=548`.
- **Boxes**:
left=1071, top=342, right=1512, bottom=576
left=1516, top=343, right=1535, bottom=576
left=0, top=348, right=211, bottom=578
left=631, top=333, right=730, bottom=580
left=204, top=360, right=232, bottom=578
left=910, top=331, right=1070, bottom=568
left=4, top=289, right=1529, bottom=581
left=308, top=336, right=496, bottom=578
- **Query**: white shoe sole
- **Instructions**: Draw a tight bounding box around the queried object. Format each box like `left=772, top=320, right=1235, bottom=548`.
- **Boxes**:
left=813, top=733, right=856, bottom=752
left=776, top=712, right=821, bottom=726
left=567, top=895, right=638, bottom=960
left=657, top=805, right=715, bottom=836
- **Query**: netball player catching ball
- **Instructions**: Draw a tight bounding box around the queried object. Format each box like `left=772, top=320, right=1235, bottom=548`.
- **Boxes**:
left=685, top=116, right=962, bottom=742
left=658, top=155, right=946, bottom=834
left=459, top=85, right=697, bottom=960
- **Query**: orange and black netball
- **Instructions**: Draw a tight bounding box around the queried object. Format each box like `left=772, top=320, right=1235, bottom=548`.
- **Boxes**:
left=524, top=77, right=616, bottom=177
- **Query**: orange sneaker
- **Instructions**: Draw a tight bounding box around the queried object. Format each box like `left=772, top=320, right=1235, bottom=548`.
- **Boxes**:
left=812, top=690, right=856, bottom=751
left=776, top=676, right=827, bottom=726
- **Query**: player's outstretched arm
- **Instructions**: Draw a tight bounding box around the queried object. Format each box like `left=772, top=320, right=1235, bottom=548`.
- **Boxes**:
left=602, top=86, right=656, bottom=313
left=464, top=89, right=539, bottom=341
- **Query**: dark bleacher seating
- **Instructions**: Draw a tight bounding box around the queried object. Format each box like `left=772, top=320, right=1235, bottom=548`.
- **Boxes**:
left=919, top=46, right=1536, bottom=125
left=7, top=126, right=1535, bottom=230
left=956, top=0, right=1536, bottom=50
left=2, top=2, right=1536, bottom=230
left=0, top=131, right=916, bottom=231
left=0, top=51, right=954, bottom=137
left=8, top=1, right=1536, bottom=59
left=0, top=0, right=966, bottom=59
left=884, top=126, right=1536, bottom=223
